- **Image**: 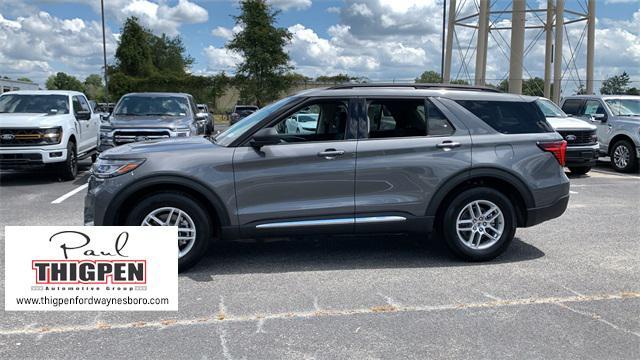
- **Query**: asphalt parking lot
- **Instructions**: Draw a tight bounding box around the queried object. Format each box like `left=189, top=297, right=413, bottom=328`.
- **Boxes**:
left=0, top=159, right=639, bottom=359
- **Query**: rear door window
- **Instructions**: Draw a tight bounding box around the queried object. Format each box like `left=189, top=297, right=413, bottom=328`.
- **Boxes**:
left=582, top=100, right=606, bottom=116
left=455, top=100, right=553, bottom=134
left=561, top=99, right=584, bottom=115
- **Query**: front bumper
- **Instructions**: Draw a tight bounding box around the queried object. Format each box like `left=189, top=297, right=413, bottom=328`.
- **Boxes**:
left=565, top=143, right=599, bottom=167
left=0, top=146, right=67, bottom=168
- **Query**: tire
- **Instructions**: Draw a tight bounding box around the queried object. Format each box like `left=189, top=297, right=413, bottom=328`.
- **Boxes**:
left=56, top=141, right=78, bottom=181
left=442, top=187, right=516, bottom=261
left=125, top=192, right=212, bottom=272
left=568, top=166, right=591, bottom=175
left=610, top=140, right=638, bottom=173
left=91, top=153, right=98, bottom=163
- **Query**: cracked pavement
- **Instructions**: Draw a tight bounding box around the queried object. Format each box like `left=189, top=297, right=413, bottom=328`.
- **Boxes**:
left=1, top=162, right=639, bottom=359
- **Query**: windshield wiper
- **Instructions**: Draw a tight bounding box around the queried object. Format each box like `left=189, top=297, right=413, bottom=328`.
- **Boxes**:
left=115, top=113, right=143, bottom=116
left=143, top=113, right=174, bottom=116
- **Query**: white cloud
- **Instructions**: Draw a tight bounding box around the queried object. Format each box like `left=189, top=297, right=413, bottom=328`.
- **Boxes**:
left=268, top=0, right=312, bottom=11
left=204, top=46, right=243, bottom=72
left=0, top=11, right=118, bottom=84
left=211, top=25, right=243, bottom=41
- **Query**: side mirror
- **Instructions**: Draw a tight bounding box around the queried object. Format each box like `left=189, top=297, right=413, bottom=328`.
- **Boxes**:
left=250, top=127, right=280, bottom=149
left=100, top=113, right=111, bottom=121
left=591, top=113, right=606, bottom=122
left=76, top=110, right=91, bottom=121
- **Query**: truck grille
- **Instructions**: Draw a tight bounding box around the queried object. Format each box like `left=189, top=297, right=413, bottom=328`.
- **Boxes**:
left=113, top=130, right=171, bottom=145
left=557, top=130, right=596, bottom=146
left=0, top=128, right=60, bottom=147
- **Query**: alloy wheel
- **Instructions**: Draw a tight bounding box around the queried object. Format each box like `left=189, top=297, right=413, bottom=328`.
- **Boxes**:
left=455, top=200, right=504, bottom=250
left=141, top=207, right=197, bottom=258
left=613, top=144, right=630, bottom=169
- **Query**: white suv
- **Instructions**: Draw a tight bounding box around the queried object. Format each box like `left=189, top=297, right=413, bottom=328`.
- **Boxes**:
left=0, top=90, right=100, bottom=180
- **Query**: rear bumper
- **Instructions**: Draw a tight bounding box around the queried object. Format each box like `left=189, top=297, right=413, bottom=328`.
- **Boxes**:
left=525, top=194, right=569, bottom=227
left=565, top=144, right=599, bottom=167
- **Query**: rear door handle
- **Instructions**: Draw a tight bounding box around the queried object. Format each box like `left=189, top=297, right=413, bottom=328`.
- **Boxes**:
left=436, top=141, right=461, bottom=149
left=318, top=149, right=345, bottom=158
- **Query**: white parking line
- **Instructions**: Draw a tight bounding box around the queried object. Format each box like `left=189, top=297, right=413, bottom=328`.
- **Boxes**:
left=570, top=191, right=578, bottom=194
left=51, top=183, right=88, bottom=204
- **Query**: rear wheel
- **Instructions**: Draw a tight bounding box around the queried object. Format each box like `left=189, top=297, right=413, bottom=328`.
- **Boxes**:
left=610, top=140, right=638, bottom=173
left=56, top=141, right=78, bottom=181
left=442, top=187, right=516, bottom=261
left=568, top=166, right=591, bottom=175
left=125, top=192, right=212, bottom=272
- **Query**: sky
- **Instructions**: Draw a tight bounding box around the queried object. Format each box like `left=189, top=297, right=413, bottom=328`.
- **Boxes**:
left=0, top=0, right=638, bottom=95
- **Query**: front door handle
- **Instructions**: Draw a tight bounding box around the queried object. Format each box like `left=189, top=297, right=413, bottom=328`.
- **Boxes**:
left=318, top=149, right=345, bottom=159
left=436, top=141, right=461, bottom=149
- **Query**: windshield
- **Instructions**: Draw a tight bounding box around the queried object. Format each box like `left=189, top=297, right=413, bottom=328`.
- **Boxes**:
left=215, top=96, right=299, bottom=147
left=605, top=99, right=640, bottom=116
left=536, top=98, right=566, bottom=118
left=235, top=106, right=258, bottom=112
left=0, top=94, right=69, bottom=114
left=114, top=95, right=190, bottom=116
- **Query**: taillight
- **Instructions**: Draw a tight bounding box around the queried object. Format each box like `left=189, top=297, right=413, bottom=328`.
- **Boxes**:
left=537, top=140, right=567, bottom=166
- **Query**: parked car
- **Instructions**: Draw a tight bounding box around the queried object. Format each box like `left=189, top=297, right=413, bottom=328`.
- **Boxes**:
left=196, top=103, right=214, bottom=133
left=0, top=90, right=100, bottom=180
left=279, top=112, right=319, bottom=134
left=85, top=84, right=570, bottom=271
left=534, top=97, right=598, bottom=175
left=230, top=105, right=259, bottom=125
left=98, top=92, right=210, bottom=152
left=561, top=95, right=640, bottom=172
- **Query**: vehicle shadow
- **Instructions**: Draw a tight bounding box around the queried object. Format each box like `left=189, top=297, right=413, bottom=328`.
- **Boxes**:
left=0, top=162, right=92, bottom=186
left=185, top=235, right=544, bottom=281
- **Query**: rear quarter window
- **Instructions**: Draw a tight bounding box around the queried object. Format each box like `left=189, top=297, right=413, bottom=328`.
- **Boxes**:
left=455, top=100, right=554, bottom=134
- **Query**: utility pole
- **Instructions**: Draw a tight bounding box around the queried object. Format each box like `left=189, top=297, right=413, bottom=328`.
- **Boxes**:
left=586, top=0, right=596, bottom=94
left=553, top=0, right=564, bottom=103
left=474, top=0, right=489, bottom=86
left=441, top=0, right=447, bottom=82
left=509, top=0, right=526, bottom=94
left=544, top=0, right=554, bottom=98
left=443, top=0, right=456, bottom=84
left=101, top=0, right=109, bottom=102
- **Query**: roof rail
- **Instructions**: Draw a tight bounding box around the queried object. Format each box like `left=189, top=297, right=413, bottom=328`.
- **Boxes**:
left=327, top=83, right=501, bottom=93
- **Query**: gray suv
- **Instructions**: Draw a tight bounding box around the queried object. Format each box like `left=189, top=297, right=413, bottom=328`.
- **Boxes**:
left=98, top=92, right=210, bottom=152
left=560, top=95, right=640, bottom=172
left=85, top=84, right=570, bottom=271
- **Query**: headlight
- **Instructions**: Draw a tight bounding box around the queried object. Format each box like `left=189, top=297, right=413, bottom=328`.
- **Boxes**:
left=42, top=127, right=62, bottom=144
left=91, top=158, right=145, bottom=178
left=174, top=127, right=191, bottom=137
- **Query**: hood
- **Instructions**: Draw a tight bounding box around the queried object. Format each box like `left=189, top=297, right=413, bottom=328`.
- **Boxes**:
left=101, top=136, right=215, bottom=157
left=107, top=114, right=191, bottom=129
left=546, top=116, right=597, bottom=131
left=0, top=113, right=69, bottom=128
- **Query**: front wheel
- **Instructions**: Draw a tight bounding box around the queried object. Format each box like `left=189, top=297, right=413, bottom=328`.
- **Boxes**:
left=610, top=140, right=638, bottom=173
left=442, top=187, right=516, bottom=261
left=56, top=142, right=78, bottom=181
left=569, top=166, right=591, bottom=175
left=125, top=192, right=212, bottom=272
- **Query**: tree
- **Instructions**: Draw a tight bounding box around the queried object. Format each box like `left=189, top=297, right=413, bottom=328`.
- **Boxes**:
left=115, top=17, right=154, bottom=77
left=522, top=77, right=545, bottom=97
left=84, top=74, right=105, bottom=101
left=46, top=72, right=85, bottom=92
left=415, top=70, right=442, bottom=83
left=316, top=74, right=354, bottom=83
left=17, top=77, right=32, bottom=83
left=150, top=34, right=194, bottom=75
left=626, top=87, right=640, bottom=96
left=600, top=72, right=631, bottom=95
left=227, top=0, right=292, bottom=106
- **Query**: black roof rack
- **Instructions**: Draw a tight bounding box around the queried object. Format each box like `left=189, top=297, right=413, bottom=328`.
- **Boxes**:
left=327, top=83, right=501, bottom=93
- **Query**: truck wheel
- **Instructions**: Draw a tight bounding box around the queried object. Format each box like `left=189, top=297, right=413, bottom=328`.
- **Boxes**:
left=126, top=192, right=212, bottom=272
left=610, top=140, right=638, bottom=173
left=442, top=187, right=516, bottom=262
left=56, top=142, right=78, bottom=181
left=568, top=166, right=591, bottom=175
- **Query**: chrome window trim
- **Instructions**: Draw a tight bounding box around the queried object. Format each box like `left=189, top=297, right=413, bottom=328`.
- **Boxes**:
left=255, top=216, right=406, bottom=229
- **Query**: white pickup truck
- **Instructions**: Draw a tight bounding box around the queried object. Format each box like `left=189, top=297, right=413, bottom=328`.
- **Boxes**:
left=0, top=90, right=100, bottom=180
